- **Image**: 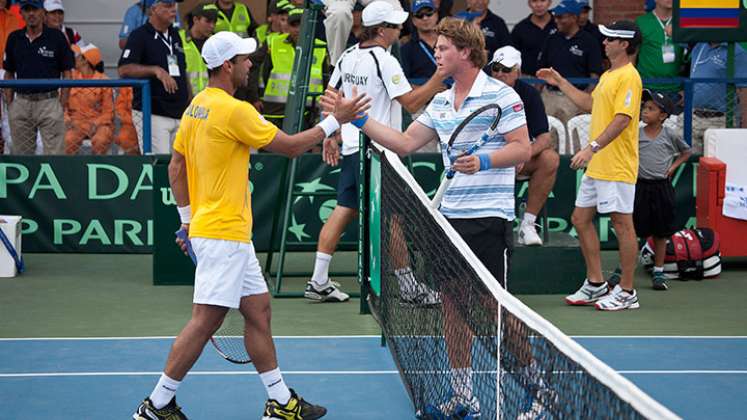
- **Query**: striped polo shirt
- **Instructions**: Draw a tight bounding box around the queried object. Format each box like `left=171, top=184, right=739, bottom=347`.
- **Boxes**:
left=417, top=71, right=527, bottom=220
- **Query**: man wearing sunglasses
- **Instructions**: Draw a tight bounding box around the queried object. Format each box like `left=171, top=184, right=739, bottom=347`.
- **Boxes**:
left=538, top=20, right=644, bottom=311
left=401, top=0, right=440, bottom=86
left=489, top=46, right=558, bottom=247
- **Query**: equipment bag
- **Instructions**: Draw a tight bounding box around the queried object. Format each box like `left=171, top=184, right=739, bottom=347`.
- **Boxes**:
left=639, top=228, right=721, bottom=280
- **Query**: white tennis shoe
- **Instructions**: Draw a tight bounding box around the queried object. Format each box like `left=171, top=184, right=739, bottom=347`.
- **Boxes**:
left=565, top=280, right=609, bottom=305
left=595, top=285, right=640, bottom=311
left=304, top=279, right=350, bottom=302
left=518, top=222, right=543, bottom=246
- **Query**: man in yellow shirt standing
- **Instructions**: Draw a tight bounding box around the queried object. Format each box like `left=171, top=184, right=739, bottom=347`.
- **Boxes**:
left=132, top=31, right=369, bottom=420
left=538, top=20, right=643, bottom=311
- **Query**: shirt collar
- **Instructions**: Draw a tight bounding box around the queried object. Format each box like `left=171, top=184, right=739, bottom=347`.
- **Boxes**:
left=447, top=70, right=489, bottom=105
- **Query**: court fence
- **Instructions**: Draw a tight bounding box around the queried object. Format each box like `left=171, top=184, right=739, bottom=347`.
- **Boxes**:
left=0, top=79, right=151, bottom=156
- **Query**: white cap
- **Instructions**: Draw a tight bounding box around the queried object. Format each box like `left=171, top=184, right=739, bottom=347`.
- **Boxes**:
left=44, top=0, right=64, bottom=12
left=362, top=1, right=409, bottom=27
left=201, top=32, right=257, bottom=70
left=491, top=46, right=522, bottom=68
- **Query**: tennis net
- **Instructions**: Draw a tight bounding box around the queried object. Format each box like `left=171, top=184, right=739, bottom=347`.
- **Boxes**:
left=366, top=146, right=680, bottom=420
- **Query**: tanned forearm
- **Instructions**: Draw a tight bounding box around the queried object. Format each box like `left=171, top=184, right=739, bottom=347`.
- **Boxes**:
left=593, top=114, right=632, bottom=148
left=398, top=74, right=445, bottom=114
left=361, top=118, right=431, bottom=156
left=488, top=125, right=532, bottom=168
left=118, top=63, right=161, bottom=78
left=557, top=77, right=593, bottom=112
left=531, top=132, right=553, bottom=157
left=168, top=153, right=190, bottom=207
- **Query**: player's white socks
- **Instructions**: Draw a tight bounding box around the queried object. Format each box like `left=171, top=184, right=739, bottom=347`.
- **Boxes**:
left=311, top=252, right=333, bottom=286
left=451, top=367, right=474, bottom=401
left=522, top=212, right=537, bottom=226
left=150, top=373, right=181, bottom=409
left=653, top=266, right=664, bottom=273
left=260, top=367, right=292, bottom=405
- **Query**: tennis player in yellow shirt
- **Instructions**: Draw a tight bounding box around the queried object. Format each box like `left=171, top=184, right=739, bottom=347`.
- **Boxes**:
left=537, top=20, right=643, bottom=311
left=132, top=31, right=369, bottom=420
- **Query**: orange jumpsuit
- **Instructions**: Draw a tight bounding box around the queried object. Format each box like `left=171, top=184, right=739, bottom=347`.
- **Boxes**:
left=64, top=71, right=115, bottom=155
left=114, top=87, right=140, bottom=155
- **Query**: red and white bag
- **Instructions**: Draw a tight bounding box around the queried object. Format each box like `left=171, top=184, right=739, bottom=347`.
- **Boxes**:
left=639, top=228, right=721, bottom=280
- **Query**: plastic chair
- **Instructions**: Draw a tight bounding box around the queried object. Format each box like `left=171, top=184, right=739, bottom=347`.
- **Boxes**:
left=547, top=115, right=568, bottom=154
left=566, top=114, right=592, bottom=154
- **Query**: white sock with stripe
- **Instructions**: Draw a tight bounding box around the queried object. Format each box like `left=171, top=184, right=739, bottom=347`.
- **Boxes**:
left=311, top=252, right=332, bottom=286
left=260, top=367, right=292, bottom=405
left=150, top=373, right=181, bottom=409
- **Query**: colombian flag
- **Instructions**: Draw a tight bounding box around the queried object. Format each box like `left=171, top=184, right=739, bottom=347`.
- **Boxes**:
left=680, top=0, right=741, bottom=28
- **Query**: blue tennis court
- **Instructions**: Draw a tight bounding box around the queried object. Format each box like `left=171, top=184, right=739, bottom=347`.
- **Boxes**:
left=1, top=336, right=744, bottom=419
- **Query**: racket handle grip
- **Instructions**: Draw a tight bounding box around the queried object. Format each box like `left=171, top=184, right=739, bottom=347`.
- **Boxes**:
left=431, top=177, right=451, bottom=209
left=175, top=228, right=197, bottom=265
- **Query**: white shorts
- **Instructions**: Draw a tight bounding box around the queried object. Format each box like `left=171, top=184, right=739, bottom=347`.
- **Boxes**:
left=191, top=238, right=268, bottom=308
left=575, top=174, right=635, bottom=214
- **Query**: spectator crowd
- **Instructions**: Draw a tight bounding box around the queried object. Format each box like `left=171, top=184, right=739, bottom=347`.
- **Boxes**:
left=0, top=0, right=745, bottom=156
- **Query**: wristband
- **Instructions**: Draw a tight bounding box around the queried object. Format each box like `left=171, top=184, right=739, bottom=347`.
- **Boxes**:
left=351, top=114, right=368, bottom=129
left=177, top=205, right=192, bottom=224
left=317, top=115, right=340, bottom=138
left=479, top=154, right=492, bottom=171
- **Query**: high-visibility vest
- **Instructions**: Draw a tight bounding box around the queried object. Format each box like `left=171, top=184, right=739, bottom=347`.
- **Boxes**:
left=214, top=2, right=252, bottom=38
left=178, top=29, right=208, bottom=94
left=263, top=33, right=326, bottom=105
left=256, top=23, right=269, bottom=45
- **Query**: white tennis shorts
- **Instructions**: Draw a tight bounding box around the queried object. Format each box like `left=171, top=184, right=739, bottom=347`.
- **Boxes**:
left=191, top=238, right=268, bottom=308
left=575, top=174, right=635, bottom=214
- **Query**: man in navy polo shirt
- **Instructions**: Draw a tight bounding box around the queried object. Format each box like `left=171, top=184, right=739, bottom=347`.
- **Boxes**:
left=460, top=0, right=510, bottom=58
left=4, top=0, right=73, bottom=155
left=537, top=0, right=602, bottom=124
left=119, top=0, right=189, bottom=154
left=490, top=46, right=559, bottom=246
left=401, top=0, right=439, bottom=84
left=510, top=0, right=556, bottom=77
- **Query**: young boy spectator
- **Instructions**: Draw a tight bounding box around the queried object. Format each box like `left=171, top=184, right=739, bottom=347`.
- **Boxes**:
left=65, top=43, right=115, bottom=155
left=511, top=0, right=556, bottom=78
left=609, top=89, right=691, bottom=291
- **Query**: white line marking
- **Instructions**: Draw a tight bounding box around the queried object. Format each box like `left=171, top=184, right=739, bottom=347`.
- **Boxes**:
left=0, top=335, right=382, bottom=341
left=0, top=370, right=400, bottom=378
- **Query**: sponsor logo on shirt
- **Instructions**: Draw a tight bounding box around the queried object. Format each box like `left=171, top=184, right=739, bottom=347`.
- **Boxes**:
left=37, top=46, right=55, bottom=58
left=392, top=74, right=401, bottom=85
left=625, top=89, right=632, bottom=107
left=513, top=103, right=523, bottom=112
left=569, top=45, right=584, bottom=57
left=482, top=27, right=495, bottom=38
left=184, top=104, right=210, bottom=120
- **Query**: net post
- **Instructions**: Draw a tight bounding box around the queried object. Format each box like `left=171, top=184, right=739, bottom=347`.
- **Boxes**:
left=358, top=132, right=371, bottom=315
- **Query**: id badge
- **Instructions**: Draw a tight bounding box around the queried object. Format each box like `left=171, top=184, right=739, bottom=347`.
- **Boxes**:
left=662, top=44, right=675, bottom=64
left=167, top=54, right=180, bottom=77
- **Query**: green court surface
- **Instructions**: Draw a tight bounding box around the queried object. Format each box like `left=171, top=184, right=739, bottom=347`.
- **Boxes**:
left=1, top=252, right=745, bottom=338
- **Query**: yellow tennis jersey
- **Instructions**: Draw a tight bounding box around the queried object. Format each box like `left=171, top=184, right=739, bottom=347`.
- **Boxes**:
left=586, top=63, right=642, bottom=184
left=173, top=87, right=278, bottom=243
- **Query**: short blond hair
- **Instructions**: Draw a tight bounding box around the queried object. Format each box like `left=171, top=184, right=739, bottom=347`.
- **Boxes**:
left=437, top=17, right=487, bottom=69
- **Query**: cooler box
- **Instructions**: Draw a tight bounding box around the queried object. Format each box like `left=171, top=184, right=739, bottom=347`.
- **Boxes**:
left=697, top=158, right=747, bottom=257
left=0, top=215, right=22, bottom=278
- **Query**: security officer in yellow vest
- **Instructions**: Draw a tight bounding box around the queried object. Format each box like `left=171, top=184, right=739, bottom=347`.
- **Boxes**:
left=256, top=0, right=293, bottom=47
left=179, top=3, right=218, bottom=96
left=261, top=7, right=328, bottom=129
left=213, top=0, right=256, bottom=38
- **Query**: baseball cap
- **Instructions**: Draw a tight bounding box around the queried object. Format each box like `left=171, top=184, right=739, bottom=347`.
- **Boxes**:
left=43, top=0, right=63, bottom=12
left=362, top=1, right=408, bottom=27
left=287, top=8, right=304, bottom=24
left=201, top=31, right=257, bottom=70
left=642, top=89, right=674, bottom=115
left=191, top=3, right=218, bottom=20
left=551, top=0, right=581, bottom=16
left=577, top=0, right=591, bottom=10
left=412, top=0, right=436, bottom=14
left=72, top=43, right=102, bottom=67
left=270, top=0, right=294, bottom=14
left=145, top=0, right=177, bottom=6
left=490, top=46, right=522, bottom=68
left=19, top=0, right=44, bottom=9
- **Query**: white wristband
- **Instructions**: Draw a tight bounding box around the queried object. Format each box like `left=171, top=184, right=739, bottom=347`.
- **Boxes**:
left=177, top=205, right=191, bottom=224
left=317, top=115, right=340, bottom=138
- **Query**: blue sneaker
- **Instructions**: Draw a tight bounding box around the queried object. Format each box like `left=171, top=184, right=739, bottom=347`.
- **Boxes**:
left=652, top=271, right=668, bottom=290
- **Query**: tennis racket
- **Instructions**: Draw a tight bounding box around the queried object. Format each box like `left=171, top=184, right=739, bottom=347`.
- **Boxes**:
left=431, top=103, right=503, bottom=209
left=174, top=227, right=253, bottom=364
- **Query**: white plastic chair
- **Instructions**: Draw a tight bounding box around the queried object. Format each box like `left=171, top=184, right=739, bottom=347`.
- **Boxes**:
left=547, top=115, right=568, bottom=154
left=566, top=114, right=592, bottom=155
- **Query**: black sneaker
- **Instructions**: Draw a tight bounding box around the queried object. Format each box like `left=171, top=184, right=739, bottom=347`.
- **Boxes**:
left=133, top=397, right=188, bottom=420
left=262, top=388, right=327, bottom=420
left=606, top=267, right=622, bottom=287
left=652, top=271, right=668, bottom=290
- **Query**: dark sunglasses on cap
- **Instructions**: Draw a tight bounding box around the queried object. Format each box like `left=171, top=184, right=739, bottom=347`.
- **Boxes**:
left=491, top=63, right=515, bottom=74
left=414, top=10, right=436, bottom=19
